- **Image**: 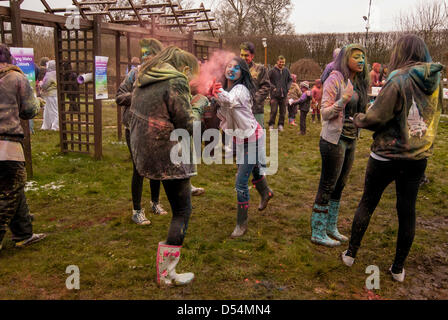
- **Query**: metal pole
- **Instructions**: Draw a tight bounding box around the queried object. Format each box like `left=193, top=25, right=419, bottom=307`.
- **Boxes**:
left=365, top=0, right=372, bottom=47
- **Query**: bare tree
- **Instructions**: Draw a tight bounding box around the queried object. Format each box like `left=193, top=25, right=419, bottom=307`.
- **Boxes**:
left=214, top=0, right=255, bottom=36
left=251, top=0, right=294, bottom=36
left=396, top=0, right=448, bottom=45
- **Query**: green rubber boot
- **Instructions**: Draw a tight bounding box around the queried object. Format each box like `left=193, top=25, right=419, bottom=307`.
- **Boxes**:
left=311, top=204, right=341, bottom=247
left=327, top=200, right=348, bottom=242
left=231, top=203, right=248, bottom=238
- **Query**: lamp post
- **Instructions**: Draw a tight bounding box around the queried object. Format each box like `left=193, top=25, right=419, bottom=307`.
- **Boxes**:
left=363, top=0, right=372, bottom=48
left=262, top=37, right=267, bottom=67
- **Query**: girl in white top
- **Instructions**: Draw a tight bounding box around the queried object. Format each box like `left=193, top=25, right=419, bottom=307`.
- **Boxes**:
left=212, top=56, right=274, bottom=238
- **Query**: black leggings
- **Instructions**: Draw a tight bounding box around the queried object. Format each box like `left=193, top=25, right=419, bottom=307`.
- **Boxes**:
left=347, top=157, right=427, bottom=273
left=125, top=129, right=161, bottom=210
left=314, top=137, right=356, bottom=206
left=162, top=178, right=192, bottom=246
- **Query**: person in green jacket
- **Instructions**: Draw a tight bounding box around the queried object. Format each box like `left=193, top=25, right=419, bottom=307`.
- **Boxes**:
left=0, top=44, right=47, bottom=250
left=129, top=46, right=204, bottom=286
left=341, top=35, right=444, bottom=283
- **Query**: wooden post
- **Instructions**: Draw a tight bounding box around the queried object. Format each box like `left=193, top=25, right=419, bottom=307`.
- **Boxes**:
left=115, top=32, right=122, bottom=141
left=188, top=30, right=194, bottom=54
left=10, top=0, right=33, bottom=178
left=264, top=47, right=267, bottom=67
left=126, top=32, right=131, bottom=70
left=54, top=26, right=66, bottom=155
left=93, top=15, right=102, bottom=160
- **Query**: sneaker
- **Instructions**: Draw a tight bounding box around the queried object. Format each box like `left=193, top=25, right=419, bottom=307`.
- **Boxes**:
left=15, top=233, right=47, bottom=248
left=151, top=202, right=168, bottom=215
left=278, top=125, right=284, bottom=132
left=389, top=266, right=405, bottom=282
left=341, top=250, right=355, bottom=267
left=191, top=185, right=205, bottom=196
left=132, top=209, right=151, bottom=225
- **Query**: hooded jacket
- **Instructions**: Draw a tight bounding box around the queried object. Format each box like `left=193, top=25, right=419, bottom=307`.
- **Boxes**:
left=353, top=62, right=444, bottom=160
left=40, top=60, right=57, bottom=97
left=0, top=64, right=40, bottom=143
left=129, top=62, right=200, bottom=180
left=116, top=67, right=138, bottom=128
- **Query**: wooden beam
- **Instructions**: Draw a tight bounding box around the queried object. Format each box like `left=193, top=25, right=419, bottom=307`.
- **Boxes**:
left=167, top=0, right=183, bottom=33
left=40, top=0, right=53, bottom=13
left=72, top=0, right=88, bottom=20
left=127, top=0, right=144, bottom=27
left=201, top=2, right=215, bottom=37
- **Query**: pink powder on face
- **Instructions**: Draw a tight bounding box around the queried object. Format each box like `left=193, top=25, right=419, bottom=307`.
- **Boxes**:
left=190, top=50, right=236, bottom=95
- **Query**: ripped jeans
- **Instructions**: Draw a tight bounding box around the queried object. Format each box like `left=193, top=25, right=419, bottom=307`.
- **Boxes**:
left=235, top=137, right=266, bottom=205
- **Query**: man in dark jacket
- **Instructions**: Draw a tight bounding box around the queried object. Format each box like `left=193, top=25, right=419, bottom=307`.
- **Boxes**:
left=0, top=44, right=46, bottom=250
left=240, top=42, right=271, bottom=128
left=268, top=55, right=292, bottom=131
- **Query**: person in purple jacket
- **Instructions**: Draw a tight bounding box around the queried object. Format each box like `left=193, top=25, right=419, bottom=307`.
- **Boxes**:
left=310, top=44, right=369, bottom=247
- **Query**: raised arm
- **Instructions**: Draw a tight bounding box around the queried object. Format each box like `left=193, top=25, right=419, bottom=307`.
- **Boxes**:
left=353, top=81, right=399, bottom=131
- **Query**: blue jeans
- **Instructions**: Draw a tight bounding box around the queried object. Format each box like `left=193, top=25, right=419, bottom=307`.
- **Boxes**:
left=235, top=137, right=267, bottom=204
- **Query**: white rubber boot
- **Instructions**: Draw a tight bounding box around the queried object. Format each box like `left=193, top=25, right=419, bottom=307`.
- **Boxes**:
left=156, top=241, right=194, bottom=286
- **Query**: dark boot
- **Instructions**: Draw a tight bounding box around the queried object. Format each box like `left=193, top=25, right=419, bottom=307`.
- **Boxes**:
left=253, top=177, right=274, bottom=211
left=230, top=203, right=248, bottom=238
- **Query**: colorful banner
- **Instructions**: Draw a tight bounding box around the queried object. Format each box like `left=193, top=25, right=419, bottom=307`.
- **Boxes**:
left=95, top=56, right=109, bottom=100
left=10, top=47, right=36, bottom=91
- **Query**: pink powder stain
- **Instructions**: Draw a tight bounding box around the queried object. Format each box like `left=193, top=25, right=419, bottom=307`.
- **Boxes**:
left=190, top=50, right=236, bottom=95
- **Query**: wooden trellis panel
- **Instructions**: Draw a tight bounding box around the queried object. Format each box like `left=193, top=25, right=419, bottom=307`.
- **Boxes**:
left=55, top=25, right=101, bottom=158
left=0, top=17, right=12, bottom=45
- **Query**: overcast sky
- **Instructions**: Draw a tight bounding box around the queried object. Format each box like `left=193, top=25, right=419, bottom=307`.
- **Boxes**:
left=10, top=0, right=448, bottom=34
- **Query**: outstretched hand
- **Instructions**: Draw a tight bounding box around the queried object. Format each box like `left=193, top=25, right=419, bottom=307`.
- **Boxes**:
left=211, top=81, right=223, bottom=98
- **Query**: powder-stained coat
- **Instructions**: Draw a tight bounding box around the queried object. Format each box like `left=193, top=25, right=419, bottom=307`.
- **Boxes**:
left=354, top=62, right=444, bottom=160
left=0, top=65, right=40, bottom=143
left=116, top=67, right=138, bottom=128
left=129, top=63, right=200, bottom=180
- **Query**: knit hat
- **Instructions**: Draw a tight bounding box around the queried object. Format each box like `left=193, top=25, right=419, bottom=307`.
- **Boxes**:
left=300, top=81, right=310, bottom=89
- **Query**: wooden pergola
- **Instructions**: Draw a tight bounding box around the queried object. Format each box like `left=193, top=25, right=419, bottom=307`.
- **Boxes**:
left=0, top=0, right=222, bottom=177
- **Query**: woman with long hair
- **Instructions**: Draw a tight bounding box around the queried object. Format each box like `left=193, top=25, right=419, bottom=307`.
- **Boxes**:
left=129, top=46, right=201, bottom=286
left=211, top=56, right=274, bottom=238
left=116, top=38, right=167, bottom=225
left=310, top=44, right=369, bottom=247
left=342, top=35, right=443, bottom=282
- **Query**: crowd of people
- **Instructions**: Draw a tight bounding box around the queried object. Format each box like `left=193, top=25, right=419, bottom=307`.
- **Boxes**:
left=0, top=33, right=444, bottom=288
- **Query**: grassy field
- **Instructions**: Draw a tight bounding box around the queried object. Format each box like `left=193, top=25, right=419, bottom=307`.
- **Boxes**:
left=0, top=103, right=447, bottom=300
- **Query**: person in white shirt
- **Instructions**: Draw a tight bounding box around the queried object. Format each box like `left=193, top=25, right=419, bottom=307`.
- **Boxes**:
left=211, top=57, right=274, bottom=238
